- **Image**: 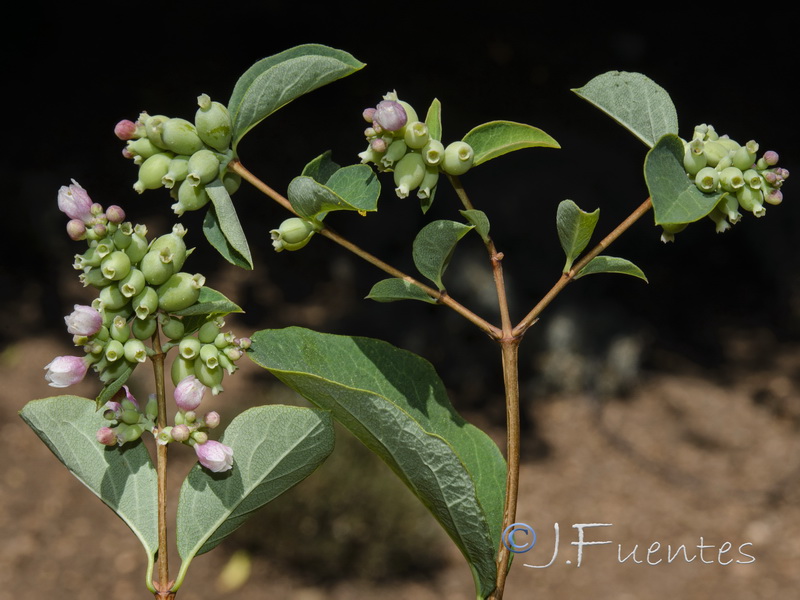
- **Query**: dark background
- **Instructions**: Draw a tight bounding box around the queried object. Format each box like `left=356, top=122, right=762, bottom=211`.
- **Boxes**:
left=4, top=6, right=799, bottom=405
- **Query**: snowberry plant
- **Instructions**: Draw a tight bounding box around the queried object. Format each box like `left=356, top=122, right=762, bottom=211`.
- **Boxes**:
left=21, top=45, right=788, bottom=599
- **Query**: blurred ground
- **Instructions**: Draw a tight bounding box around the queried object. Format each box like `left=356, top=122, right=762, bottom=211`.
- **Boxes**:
left=3, top=329, right=800, bottom=600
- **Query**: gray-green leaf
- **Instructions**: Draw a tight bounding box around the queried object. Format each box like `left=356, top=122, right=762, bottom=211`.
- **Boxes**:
left=20, top=396, right=158, bottom=564
left=425, top=98, right=442, bottom=141
left=229, top=45, right=364, bottom=149
left=460, top=209, right=491, bottom=243
left=173, top=286, right=244, bottom=318
left=557, top=199, right=600, bottom=272
left=413, top=220, right=474, bottom=290
left=576, top=256, right=648, bottom=282
left=301, top=150, right=341, bottom=185
left=462, top=121, right=559, bottom=166
left=573, top=71, right=679, bottom=148
left=248, top=327, right=506, bottom=600
left=204, top=181, right=253, bottom=269
left=366, top=278, right=438, bottom=304
left=645, top=134, right=724, bottom=226
left=176, top=405, right=334, bottom=568
left=288, top=165, right=380, bottom=220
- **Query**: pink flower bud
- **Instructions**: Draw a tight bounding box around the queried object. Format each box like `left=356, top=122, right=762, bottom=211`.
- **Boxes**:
left=106, top=205, right=126, bottom=224
left=174, top=375, right=207, bottom=411
left=171, top=424, right=191, bottom=442
left=195, top=440, right=233, bottom=472
left=203, top=411, right=221, bottom=429
left=114, top=119, right=138, bottom=141
left=66, top=219, right=86, bottom=241
left=373, top=100, right=407, bottom=132
left=96, top=427, right=118, bottom=446
left=44, top=355, right=89, bottom=387
left=57, top=180, right=94, bottom=223
left=362, top=107, right=376, bottom=122
left=64, top=304, right=103, bottom=337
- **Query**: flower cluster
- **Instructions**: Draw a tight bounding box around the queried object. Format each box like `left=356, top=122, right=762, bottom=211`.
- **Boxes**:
left=667, top=124, right=790, bottom=242
left=97, top=376, right=233, bottom=472
left=48, top=182, right=248, bottom=392
left=358, top=91, right=475, bottom=201
left=115, top=94, right=239, bottom=216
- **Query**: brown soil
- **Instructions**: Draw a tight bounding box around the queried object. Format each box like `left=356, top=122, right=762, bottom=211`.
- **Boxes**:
left=3, top=330, right=800, bottom=600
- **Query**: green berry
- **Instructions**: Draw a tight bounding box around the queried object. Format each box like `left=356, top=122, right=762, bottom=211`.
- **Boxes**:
left=393, top=151, right=426, bottom=198
left=157, top=272, right=205, bottom=312
left=195, top=94, right=233, bottom=152
left=441, top=141, right=475, bottom=176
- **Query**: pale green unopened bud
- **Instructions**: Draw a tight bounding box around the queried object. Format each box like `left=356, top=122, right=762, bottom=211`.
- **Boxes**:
left=124, top=339, right=148, bottom=363
left=422, top=139, right=445, bottom=167
left=120, top=268, right=146, bottom=298
left=131, top=315, right=158, bottom=340
left=736, top=185, right=765, bottom=217
left=157, top=272, right=205, bottom=312
left=133, top=286, right=159, bottom=320
left=110, top=315, right=130, bottom=343
left=195, top=94, right=233, bottom=152
left=694, top=166, right=719, bottom=192
left=683, top=140, right=707, bottom=176
left=702, top=140, right=729, bottom=167
left=417, top=166, right=440, bottom=200
left=404, top=121, right=429, bottom=149
left=160, top=118, right=204, bottom=156
left=101, top=251, right=132, bottom=281
left=200, top=344, right=220, bottom=369
left=270, top=218, right=316, bottom=252
left=173, top=180, right=210, bottom=215
left=441, top=141, right=475, bottom=176
left=381, top=139, right=408, bottom=169
left=179, top=337, right=202, bottom=360
left=144, top=114, right=169, bottom=148
left=125, top=232, right=149, bottom=265
left=160, top=315, right=185, bottom=340
left=99, top=283, right=129, bottom=311
left=195, top=360, right=223, bottom=394
left=171, top=356, right=195, bottom=386
left=105, top=339, right=125, bottom=362
left=134, top=152, right=173, bottom=193
left=732, top=144, right=757, bottom=171
left=162, top=155, right=191, bottom=189
left=126, top=138, right=162, bottom=164
left=393, top=152, right=426, bottom=198
left=198, top=321, right=221, bottom=344
left=149, top=231, right=187, bottom=272
left=140, top=249, right=176, bottom=286
left=719, top=166, right=745, bottom=192
left=186, top=149, right=220, bottom=188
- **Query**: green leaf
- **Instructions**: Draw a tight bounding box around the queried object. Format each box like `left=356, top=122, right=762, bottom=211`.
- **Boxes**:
left=248, top=328, right=505, bottom=599
left=573, top=71, right=679, bottom=148
left=366, top=278, right=438, bottom=304
left=175, top=405, right=334, bottom=570
left=576, top=256, right=648, bottom=282
left=287, top=165, right=380, bottom=219
left=645, top=134, right=724, bottom=226
left=20, top=396, right=158, bottom=566
left=229, top=45, right=365, bottom=149
left=301, top=150, right=341, bottom=185
left=204, top=182, right=253, bottom=269
left=425, top=98, right=442, bottom=141
left=460, top=209, right=491, bottom=243
left=462, top=120, right=560, bottom=166
left=413, top=220, right=474, bottom=290
left=557, top=199, right=600, bottom=272
left=95, top=364, right=134, bottom=409
left=173, top=286, right=244, bottom=318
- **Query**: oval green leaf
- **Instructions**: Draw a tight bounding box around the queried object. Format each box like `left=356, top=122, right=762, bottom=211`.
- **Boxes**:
left=301, top=150, right=341, bottom=185
left=460, top=209, right=491, bottom=243
left=248, top=327, right=506, bottom=600
left=576, top=255, right=648, bottom=282
left=425, top=98, right=442, bottom=141
left=557, top=199, right=600, bottom=272
left=175, top=405, right=334, bottom=575
left=204, top=181, right=253, bottom=269
left=645, top=134, right=724, bottom=226
left=413, top=220, right=474, bottom=290
left=229, top=45, right=365, bottom=149
left=288, top=164, right=380, bottom=220
left=462, top=120, right=560, bottom=167
left=20, top=396, right=158, bottom=567
left=573, top=71, right=679, bottom=148
left=366, top=278, right=438, bottom=304
left=173, top=286, right=243, bottom=318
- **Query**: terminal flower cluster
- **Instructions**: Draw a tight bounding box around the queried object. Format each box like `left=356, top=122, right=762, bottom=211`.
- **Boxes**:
left=358, top=91, right=475, bottom=201
left=667, top=124, right=790, bottom=242
left=45, top=181, right=246, bottom=470
left=115, top=94, right=240, bottom=216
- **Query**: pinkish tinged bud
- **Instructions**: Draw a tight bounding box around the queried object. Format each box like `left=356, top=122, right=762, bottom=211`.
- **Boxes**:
left=44, top=355, right=89, bottom=387
left=96, top=427, right=118, bottom=446
left=373, top=100, right=407, bottom=131
left=106, top=205, right=126, bottom=224
left=203, top=411, right=221, bottom=429
left=57, top=180, right=94, bottom=223
left=362, top=107, right=376, bottom=122
left=114, top=119, right=139, bottom=141
left=174, top=375, right=207, bottom=411
left=122, top=385, right=140, bottom=409
left=64, top=304, right=103, bottom=336
left=195, top=440, right=233, bottom=472
left=763, top=151, right=779, bottom=166
left=171, top=424, right=190, bottom=442
left=66, top=219, right=86, bottom=241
